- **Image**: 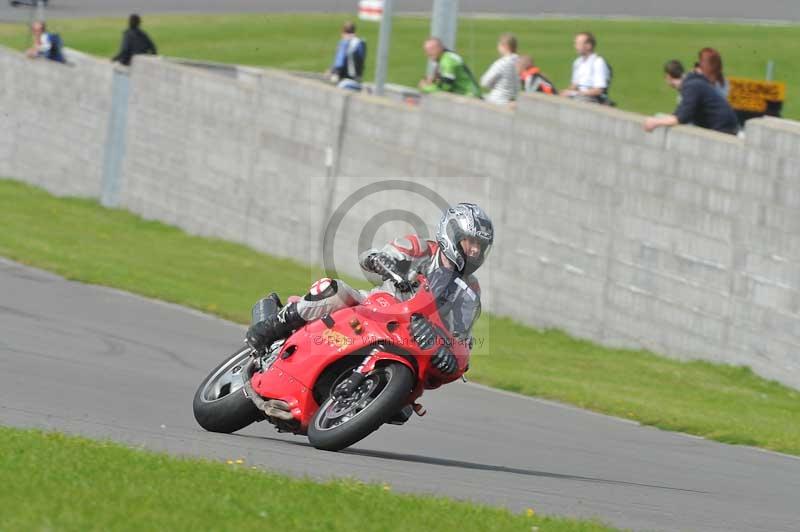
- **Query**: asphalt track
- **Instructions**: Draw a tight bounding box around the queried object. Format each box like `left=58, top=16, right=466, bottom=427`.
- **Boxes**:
left=2, top=257, right=800, bottom=531
left=1, top=0, right=799, bottom=23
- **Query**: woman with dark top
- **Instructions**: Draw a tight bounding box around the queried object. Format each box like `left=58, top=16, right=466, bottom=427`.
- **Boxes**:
left=698, top=47, right=729, bottom=99
left=644, top=60, right=739, bottom=136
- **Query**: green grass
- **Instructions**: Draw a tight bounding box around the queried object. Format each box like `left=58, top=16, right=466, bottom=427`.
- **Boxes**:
left=1, top=14, right=798, bottom=119
left=0, top=426, right=616, bottom=532
left=1, top=179, right=800, bottom=456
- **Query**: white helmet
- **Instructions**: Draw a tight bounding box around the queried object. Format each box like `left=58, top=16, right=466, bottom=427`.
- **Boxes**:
left=435, top=203, right=494, bottom=276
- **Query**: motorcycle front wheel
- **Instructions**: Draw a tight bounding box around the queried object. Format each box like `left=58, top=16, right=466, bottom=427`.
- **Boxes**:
left=193, top=345, right=262, bottom=434
left=308, top=362, right=414, bottom=451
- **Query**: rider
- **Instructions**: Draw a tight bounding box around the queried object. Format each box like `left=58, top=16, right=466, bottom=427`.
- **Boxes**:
left=246, top=203, right=494, bottom=374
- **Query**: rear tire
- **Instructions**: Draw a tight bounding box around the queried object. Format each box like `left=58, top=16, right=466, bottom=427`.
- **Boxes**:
left=193, top=346, right=262, bottom=434
left=308, top=362, right=414, bottom=451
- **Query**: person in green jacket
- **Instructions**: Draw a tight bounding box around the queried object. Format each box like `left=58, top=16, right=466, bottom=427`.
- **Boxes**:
left=418, top=37, right=482, bottom=98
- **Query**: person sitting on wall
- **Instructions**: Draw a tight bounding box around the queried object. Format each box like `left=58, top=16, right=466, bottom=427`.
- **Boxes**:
left=644, top=60, right=739, bottom=135
left=111, top=14, right=158, bottom=67
left=560, top=31, right=610, bottom=104
left=25, top=21, right=65, bottom=63
left=517, top=55, right=557, bottom=95
left=418, top=37, right=482, bottom=99
left=327, top=21, right=367, bottom=91
left=479, top=33, right=520, bottom=105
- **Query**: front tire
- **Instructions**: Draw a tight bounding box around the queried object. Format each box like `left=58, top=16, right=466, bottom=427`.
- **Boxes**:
left=308, top=362, right=414, bottom=451
left=193, top=346, right=262, bottom=433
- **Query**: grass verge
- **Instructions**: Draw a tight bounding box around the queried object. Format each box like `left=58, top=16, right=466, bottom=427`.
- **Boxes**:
left=0, top=14, right=798, bottom=119
left=1, top=179, right=799, bottom=455
left=0, top=426, right=616, bottom=531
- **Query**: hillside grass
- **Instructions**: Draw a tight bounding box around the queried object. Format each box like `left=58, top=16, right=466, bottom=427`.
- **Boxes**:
left=1, top=179, right=799, bottom=455
left=0, top=14, right=798, bottom=118
left=0, top=426, right=616, bottom=532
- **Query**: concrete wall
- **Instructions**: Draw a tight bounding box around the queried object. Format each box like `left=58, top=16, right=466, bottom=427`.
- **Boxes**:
left=3, top=45, right=800, bottom=388
left=119, top=58, right=349, bottom=265
left=503, top=96, right=800, bottom=385
left=0, top=47, right=112, bottom=197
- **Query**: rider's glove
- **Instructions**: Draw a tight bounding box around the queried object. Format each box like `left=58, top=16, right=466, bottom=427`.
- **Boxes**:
left=431, top=345, right=458, bottom=375
left=395, top=279, right=414, bottom=293
left=409, top=314, right=438, bottom=350
left=365, top=252, right=397, bottom=279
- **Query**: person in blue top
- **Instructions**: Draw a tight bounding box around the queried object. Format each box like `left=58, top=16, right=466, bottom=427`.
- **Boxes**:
left=25, top=21, right=65, bottom=63
left=327, top=21, right=367, bottom=91
left=644, top=60, right=738, bottom=135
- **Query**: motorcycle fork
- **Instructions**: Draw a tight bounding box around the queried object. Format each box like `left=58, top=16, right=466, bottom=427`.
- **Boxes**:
left=336, top=350, right=426, bottom=417
left=332, top=353, right=373, bottom=399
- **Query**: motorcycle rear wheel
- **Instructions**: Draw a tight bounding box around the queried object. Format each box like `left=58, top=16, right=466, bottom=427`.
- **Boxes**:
left=193, top=345, right=262, bottom=434
left=308, top=362, right=414, bottom=451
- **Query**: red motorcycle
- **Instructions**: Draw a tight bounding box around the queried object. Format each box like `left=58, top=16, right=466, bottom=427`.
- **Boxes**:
left=192, top=269, right=470, bottom=451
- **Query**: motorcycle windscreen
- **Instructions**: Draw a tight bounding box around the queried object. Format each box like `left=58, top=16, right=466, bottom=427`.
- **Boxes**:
left=427, top=268, right=481, bottom=340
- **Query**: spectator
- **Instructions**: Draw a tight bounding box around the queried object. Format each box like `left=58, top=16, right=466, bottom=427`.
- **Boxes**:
left=698, top=47, right=729, bottom=99
left=25, top=21, right=65, bottom=63
left=561, top=31, right=610, bottom=104
left=327, top=21, right=366, bottom=91
left=112, top=14, right=157, bottom=66
left=644, top=60, right=738, bottom=135
left=479, top=33, right=519, bottom=105
left=418, top=37, right=482, bottom=98
left=517, top=55, right=557, bottom=95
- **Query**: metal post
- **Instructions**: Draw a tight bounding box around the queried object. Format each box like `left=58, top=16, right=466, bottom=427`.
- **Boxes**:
left=766, top=60, right=775, bottom=81
left=26, top=0, right=46, bottom=47
left=101, top=68, right=131, bottom=208
left=373, top=0, right=394, bottom=97
left=428, top=0, right=459, bottom=76
left=35, top=0, right=45, bottom=22
left=431, top=0, right=458, bottom=49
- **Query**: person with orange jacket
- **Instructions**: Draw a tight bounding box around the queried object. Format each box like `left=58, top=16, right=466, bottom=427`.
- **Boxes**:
left=517, top=55, right=557, bottom=95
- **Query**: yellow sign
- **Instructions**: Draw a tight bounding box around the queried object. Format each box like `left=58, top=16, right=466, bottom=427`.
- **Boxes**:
left=728, top=77, right=786, bottom=113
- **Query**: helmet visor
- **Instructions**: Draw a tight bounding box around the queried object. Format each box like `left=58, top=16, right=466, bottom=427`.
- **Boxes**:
left=459, top=236, right=491, bottom=276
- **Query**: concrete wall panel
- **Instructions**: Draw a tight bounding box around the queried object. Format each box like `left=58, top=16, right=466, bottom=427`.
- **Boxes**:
left=4, top=44, right=800, bottom=388
left=0, top=46, right=112, bottom=197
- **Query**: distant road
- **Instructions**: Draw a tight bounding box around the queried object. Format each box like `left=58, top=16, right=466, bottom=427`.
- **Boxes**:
left=2, top=0, right=799, bottom=23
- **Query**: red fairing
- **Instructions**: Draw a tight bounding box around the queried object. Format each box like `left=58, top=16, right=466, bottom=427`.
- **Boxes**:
left=390, top=235, right=438, bottom=260
left=249, top=274, right=470, bottom=433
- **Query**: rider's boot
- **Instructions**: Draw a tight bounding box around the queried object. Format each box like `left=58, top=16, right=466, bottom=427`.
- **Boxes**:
left=251, top=292, right=283, bottom=324
left=246, top=301, right=306, bottom=352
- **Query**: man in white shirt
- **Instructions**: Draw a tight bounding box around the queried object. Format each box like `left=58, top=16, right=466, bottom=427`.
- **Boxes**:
left=561, top=32, right=610, bottom=104
left=480, top=33, right=519, bottom=105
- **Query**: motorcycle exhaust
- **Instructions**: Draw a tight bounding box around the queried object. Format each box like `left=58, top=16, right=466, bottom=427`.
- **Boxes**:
left=242, top=358, right=295, bottom=421
left=262, top=399, right=294, bottom=421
